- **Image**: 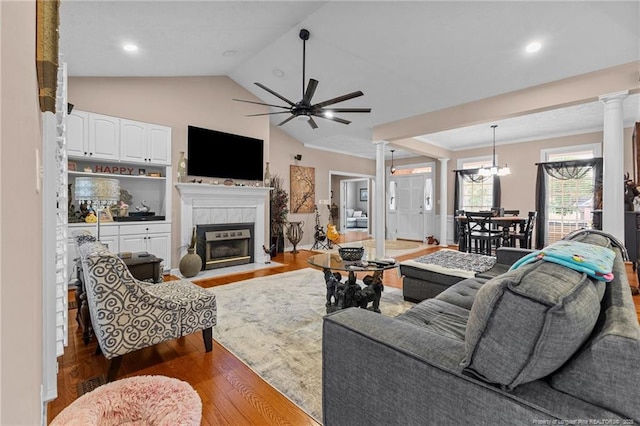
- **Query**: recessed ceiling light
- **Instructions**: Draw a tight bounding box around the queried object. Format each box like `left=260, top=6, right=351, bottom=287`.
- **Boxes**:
left=272, top=68, right=284, bottom=78
left=222, top=50, right=237, bottom=57
left=526, top=41, right=542, bottom=53
left=123, top=44, right=138, bottom=52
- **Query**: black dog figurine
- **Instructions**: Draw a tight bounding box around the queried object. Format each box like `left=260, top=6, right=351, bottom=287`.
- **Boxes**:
left=323, top=269, right=342, bottom=307
left=356, top=272, right=384, bottom=313
left=336, top=272, right=361, bottom=310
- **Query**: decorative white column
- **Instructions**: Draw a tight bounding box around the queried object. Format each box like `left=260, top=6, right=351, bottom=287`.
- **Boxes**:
left=599, top=91, right=628, bottom=243
left=374, top=141, right=388, bottom=259
left=439, top=158, right=450, bottom=246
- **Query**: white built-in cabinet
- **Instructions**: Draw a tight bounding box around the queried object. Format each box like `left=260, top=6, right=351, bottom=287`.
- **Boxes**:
left=67, top=111, right=120, bottom=160
left=67, top=110, right=172, bottom=272
left=118, top=223, right=172, bottom=270
left=120, top=118, right=171, bottom=165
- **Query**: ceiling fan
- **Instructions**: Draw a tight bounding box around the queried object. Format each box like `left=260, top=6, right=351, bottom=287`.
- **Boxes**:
left=233, top=28, right=371, bottom=129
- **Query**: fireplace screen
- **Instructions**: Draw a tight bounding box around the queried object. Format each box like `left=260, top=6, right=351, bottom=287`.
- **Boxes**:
left=198, top=225, right=253, bottom=270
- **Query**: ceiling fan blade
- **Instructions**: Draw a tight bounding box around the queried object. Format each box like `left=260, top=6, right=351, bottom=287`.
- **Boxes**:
left=303, top=79, right=319, bottom=104
left=233, top=98, right=290, bottom=109
left=315, top=114, right=351, bottom=125
left=277, top=115, right=296, bottom=127
left=308, top=116, right=318, bottom=129
left=314, top=91, right=364, bottom=108
left=323, top=107, right=372, bottom=113
left=255, top=82, right=296, bottom=106
left=246, top=111, right=292, bottom=117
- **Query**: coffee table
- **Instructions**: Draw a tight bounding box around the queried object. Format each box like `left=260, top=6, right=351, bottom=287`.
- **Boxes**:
left=308, top=253, right=398, bottom=313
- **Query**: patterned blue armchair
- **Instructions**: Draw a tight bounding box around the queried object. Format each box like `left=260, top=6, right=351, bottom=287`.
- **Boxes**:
left=74, top=232, right=217, bottom=381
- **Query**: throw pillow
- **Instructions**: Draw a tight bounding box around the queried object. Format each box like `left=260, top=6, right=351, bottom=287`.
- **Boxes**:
left=353, top=211, right=362, bottom=218
left=462, top=259, right=605, bottom=390
left=346, top=208, right=355, bottom=218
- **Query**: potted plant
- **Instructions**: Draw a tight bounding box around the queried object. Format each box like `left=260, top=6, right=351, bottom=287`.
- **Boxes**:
left=270, top=174, right=289, bottom=255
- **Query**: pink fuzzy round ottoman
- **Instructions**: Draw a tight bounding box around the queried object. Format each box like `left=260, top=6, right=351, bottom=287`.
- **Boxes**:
left=51, top=375, right=202, bottom=426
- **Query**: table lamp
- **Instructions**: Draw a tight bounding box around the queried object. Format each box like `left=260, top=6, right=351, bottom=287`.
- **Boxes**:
left=74, top=177, right=120, bottom=241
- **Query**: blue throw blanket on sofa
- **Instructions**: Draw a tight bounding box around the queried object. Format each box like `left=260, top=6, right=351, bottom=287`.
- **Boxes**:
left=509, top=240, right=615, bottom=282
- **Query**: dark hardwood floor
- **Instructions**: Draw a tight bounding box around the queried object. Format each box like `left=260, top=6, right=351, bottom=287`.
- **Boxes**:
left=47, top=233, right=640, bottom=424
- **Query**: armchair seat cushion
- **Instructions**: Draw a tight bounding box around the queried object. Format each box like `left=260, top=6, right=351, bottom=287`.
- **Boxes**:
left=145, top=280, right=217, bottom=334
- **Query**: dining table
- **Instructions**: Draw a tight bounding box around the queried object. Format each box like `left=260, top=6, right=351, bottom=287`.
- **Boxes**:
left=455, top=215, right=527, bottom=249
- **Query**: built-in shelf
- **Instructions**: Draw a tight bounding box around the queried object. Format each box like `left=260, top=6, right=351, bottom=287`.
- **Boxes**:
left=68, top=171, right=167, bottom=181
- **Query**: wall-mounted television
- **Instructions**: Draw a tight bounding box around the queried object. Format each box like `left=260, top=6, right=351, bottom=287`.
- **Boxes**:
left=187, top=125, right=264, bottom=181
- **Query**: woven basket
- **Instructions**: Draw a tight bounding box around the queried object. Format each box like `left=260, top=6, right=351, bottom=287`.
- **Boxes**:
left=338, top=247, right=364, bottom=261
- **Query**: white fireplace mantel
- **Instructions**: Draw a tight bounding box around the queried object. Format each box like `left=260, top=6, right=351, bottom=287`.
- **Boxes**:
left=176, top=183, right=272, bottom=264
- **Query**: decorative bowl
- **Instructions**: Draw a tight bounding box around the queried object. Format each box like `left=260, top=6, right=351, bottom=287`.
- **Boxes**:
left=338, top=247, right=365, bottom=261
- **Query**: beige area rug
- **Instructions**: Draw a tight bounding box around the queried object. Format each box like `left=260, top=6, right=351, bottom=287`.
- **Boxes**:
left=321, top=239, right=429, bottom=259
left=209, top=268, right=414, bottom=422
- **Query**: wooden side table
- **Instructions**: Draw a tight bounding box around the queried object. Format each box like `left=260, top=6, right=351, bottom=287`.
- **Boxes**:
left=121, top=252, right=164, bottom=283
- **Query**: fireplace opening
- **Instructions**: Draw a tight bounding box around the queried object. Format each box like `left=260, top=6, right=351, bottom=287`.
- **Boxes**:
left=196, top=223, right=254, bottom=270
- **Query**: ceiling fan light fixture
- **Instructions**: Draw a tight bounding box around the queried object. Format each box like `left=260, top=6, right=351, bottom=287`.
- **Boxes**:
left=123, top=44, right=138, bottom=52
left=233, top=28, right=370, bottom=129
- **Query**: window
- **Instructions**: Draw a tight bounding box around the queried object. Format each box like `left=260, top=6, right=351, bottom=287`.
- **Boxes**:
left=538, top=144, right=601, bottom=245
left=458, top=157, right=494, bottom=211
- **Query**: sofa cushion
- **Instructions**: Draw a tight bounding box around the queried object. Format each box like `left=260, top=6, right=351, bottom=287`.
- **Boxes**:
left=462, top=259, right=606, bottom=390
left=346, top=208, right=355, bottom=218
left=353, top=210, right=362, bottom=218
left=435, top=278, right=484, bottom=311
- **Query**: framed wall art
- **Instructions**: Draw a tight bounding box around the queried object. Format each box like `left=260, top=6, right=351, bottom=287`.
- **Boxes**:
left=290, top=165, right=315, bottom=213
left=360, top=188, right=368, bottom=201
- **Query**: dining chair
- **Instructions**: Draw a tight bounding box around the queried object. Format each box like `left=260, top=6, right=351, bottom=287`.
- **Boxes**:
left=465, top=211, right=503, bottom=255
left=455, top=209, right=468, bottom=252
left=500, top=209, right=521, bottom=245
left=510, top=211, right=538, bottom=249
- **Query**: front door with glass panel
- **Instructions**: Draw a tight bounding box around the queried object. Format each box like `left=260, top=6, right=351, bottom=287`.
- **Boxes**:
left=389, top=175, right=434, bottom=241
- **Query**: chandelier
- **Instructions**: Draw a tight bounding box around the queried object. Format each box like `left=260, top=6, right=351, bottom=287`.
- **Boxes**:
left=478, top=124, right=511, bottom=176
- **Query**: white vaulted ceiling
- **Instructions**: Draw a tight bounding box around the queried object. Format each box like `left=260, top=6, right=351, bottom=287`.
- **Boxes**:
left=59, top=1, right=640, bottom=159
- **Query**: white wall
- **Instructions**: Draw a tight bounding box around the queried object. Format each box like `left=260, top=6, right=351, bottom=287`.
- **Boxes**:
left=1, top=1, right=44, bottom=423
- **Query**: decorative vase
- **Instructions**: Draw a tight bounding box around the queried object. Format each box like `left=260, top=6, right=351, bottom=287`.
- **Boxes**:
left=179, top=248, right=202, bottom=278
left=285, top=221, right=304, bottom=254
left=270, top=235, right=279, bottom=257
left=264, top=162, right=271, bottom=187
left=177, top=151, right=187, bottom=183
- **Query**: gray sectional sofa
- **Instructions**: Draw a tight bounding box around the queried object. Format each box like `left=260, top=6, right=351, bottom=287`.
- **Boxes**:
left=323, top=231, right=639, bottom=424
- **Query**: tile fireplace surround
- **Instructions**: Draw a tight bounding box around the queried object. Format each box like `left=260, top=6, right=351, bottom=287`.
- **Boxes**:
left=176, top=183, right=272, bottom=266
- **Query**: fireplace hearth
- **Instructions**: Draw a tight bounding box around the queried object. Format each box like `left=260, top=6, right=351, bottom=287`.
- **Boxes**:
left=196, top=223, right=254, bottom=270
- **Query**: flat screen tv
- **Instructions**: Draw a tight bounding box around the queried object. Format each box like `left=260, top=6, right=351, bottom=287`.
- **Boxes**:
left=187, top=125, right=264, bottom=181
